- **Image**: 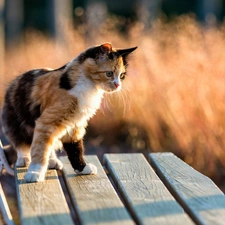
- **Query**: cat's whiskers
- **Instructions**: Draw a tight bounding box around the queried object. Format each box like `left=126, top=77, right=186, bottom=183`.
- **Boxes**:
left=118, top=87, right=131, bottom=117
left=102, top=87, right=130, bottom=118
left=104, top=93, right=114, bottom=113
left=120, top=90, right=127, bottom=117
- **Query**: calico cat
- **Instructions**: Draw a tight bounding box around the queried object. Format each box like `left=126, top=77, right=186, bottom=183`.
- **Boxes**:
left=1, top=43, right=137, bottom=182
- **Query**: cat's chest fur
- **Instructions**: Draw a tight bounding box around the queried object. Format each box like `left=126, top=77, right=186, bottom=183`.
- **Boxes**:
left=68, top=76, right=104, bottom=127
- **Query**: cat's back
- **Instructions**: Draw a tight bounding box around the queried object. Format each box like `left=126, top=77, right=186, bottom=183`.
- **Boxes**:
left=2, top=68, right=53, bottom=128
left=4, top=68, right=53, bottom=110
left=8, top=68, right=52, bottom=93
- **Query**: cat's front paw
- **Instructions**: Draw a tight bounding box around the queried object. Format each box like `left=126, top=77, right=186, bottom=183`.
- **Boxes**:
left=24, top=163, right=47, bottom=182
left=16, top=156, right=30, bottom=167
left=48, top=158, right=63, bottom=170
left=24, top=171, right=45, bottom=182
left=75, top=163, right=97, bottom=175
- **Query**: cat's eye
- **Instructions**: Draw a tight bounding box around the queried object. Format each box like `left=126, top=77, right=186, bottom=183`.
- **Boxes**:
left=120, top=72, right=126, bottom=80
left=105, top=71, right=113, bottom=77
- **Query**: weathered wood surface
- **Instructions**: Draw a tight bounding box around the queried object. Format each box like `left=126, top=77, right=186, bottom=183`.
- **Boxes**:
left=104, top=153, right=194, bottom=225
left=149, top=152, right=225, bottom=225
left=15, top=168, right=74, bottom=225
left=60, top=155, right=134, bottom=225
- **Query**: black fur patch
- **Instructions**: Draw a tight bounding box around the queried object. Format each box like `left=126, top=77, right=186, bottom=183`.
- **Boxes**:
left=63, top=140, right=86, bottom=171
left=117, top=47, right=137, bottom=67
left=14, top=70, right=44, bottom=128
left=2, top=69, right=45, bottom=146
left=77, top=47, right=99, bottom=63
left=59, top=72, right=72, bottom=90
left=108, top=52, right=116, bottom=60
left=78, top=47, right=120, bottom=64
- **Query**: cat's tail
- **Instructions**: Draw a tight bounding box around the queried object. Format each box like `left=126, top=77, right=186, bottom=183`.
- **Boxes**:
left=0, top=140, right=15, bottom=176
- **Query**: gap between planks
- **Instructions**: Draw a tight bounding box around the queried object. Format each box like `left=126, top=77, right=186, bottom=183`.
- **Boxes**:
left=60, top=155, right=135, bottom=225
left=104, top=153, right=194, bottom=225
left=149, top=152, right=225, bottom=225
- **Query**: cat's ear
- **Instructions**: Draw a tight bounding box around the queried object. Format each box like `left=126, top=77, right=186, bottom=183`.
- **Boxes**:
left=117, top=46, right=138, bottom=57
left=117, top=47, right=137, bottom=66
left=100, top=43, right=112, bottom=53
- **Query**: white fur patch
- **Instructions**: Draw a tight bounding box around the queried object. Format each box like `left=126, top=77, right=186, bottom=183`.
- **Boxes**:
left=69, top=76, right=104, bottom=121
left=75, top=163, right=97, bottom=175
left=16, top=157, right=31, bottom=167
left=48, top=150, right=63, bottom=170
left=112, top=77, right=122, bottom=91
left=66, top=76, right=104, bottom=141
left=32, top=68, right=53, bottom=75
left=48, top=158, right=63, bottom=170
left=24, top=163, right=47, bottom=182
left=16, top=152, right=31, bottom=167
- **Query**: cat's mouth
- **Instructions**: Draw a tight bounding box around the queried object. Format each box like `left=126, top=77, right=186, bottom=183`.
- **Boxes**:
left=103, top=85, right=121, bottom=93
left=113, top=81, right=120, bottom=89
left=98, top=81, right=122, bottom=93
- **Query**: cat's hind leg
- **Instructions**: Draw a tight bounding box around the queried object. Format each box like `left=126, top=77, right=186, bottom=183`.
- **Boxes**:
left=48, top=149, right=63, bottom=170
left=63, top=139, right=97, bottom=175
left=15, top=145, right=31, bottom=167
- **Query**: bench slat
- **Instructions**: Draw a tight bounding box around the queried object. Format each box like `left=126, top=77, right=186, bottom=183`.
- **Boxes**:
left=15, top=168, right=74, bottom=225
left=104, top=153, right=194, bottom=225
left=149, top=152, right=225, bottom=225
left=60, top=156, right=134, bottom=225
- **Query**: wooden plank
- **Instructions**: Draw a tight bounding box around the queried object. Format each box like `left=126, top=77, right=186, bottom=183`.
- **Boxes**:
left=104, top=153, right=194, bottom=225
left=149, top=152, right=225, bottom=225
left=60, top=156, right=134, bottom=225
left=15, top=168, right=74, bottom=225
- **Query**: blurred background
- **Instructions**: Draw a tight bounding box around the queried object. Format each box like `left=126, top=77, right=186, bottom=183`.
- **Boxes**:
left=0, top=0, right=225, bottom=198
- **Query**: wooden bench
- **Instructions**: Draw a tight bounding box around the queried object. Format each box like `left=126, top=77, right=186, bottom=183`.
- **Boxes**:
left=1, top=153, right=225, bottom=225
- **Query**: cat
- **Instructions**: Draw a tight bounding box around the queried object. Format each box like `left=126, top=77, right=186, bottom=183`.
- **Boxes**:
left=1, top=43, right=137, bottom=182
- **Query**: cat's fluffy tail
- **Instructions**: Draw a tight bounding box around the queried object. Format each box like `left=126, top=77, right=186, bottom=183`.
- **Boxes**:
left=0, top=140, right=16, bottom=176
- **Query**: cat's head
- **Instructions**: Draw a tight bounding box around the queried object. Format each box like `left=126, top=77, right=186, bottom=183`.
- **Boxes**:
left=79, top=43, right=137, bottom=92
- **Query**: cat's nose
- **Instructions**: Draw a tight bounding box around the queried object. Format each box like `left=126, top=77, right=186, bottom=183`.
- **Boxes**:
left=114, top=82, right=120, bottom=88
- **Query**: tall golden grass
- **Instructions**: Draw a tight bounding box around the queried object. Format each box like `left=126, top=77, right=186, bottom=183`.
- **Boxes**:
left=1, top=15, right=225, bottom=188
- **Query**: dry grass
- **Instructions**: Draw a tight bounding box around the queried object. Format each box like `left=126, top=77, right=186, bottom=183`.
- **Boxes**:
left=1, top=15, right=225, bottom=187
